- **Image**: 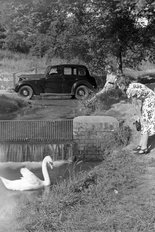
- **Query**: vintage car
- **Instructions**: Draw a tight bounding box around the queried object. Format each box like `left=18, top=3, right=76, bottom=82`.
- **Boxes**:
left=14, top=64, right=97, bottom=100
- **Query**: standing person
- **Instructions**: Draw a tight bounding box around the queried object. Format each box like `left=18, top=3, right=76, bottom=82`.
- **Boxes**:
left=86, top=65, right=118, bottom=105
left=118, top=81, right=155, bottom=154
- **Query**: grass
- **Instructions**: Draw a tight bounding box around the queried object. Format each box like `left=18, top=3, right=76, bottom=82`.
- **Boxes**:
left=16, top=147, right=148, bottom=232
left=0, top=49, right=46, bottom=73
left=0, top=94, right=30, bottom=120
left=0, top=50, right=155, bottom=230
left=0, top=49, right=154, bottom=79
left=78, top=88, right=124, bottom=117
left=0, top=49, right=85, bottom=74
left=13, top=125, right=145, bottom=232
left=0, top=49, right=154, bottom=91
left=0, top=50, right=87, bottom=90
left=11, top=94, right=153, bottom=232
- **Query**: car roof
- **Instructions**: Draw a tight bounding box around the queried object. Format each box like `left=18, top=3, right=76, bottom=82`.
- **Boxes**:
left=48, top=64, right=88, bottom=69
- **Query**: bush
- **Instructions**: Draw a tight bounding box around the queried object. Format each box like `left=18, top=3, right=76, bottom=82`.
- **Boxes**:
left=0, top=94, right=30, bottom=114
left=78, top=87, right=124, bottom=116
left=113, top=124, right=131, bottom=147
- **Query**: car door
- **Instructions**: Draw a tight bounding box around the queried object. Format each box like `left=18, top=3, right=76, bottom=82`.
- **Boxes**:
left=62, top=67, right=77, bottom=93
left=44, top=66, right=63, bottom=93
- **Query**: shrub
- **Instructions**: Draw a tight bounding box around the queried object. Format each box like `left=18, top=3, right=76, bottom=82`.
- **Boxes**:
left=113, top=124, right=131, bottom=147
left=0, top=94, right=30, bottom=114
left=78, top=87, right=124, bottom=115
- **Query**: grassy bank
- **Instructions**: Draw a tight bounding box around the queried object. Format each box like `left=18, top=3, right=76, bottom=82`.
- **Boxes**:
left=0, top=49, right=154, bottom=92
left=12, top=92, right=146, bottom=232
left=0, top=49, right=154, bottom=76
left=13, top=96, right=154, bottom=232
left=0, top=93, right=31, bottom=120
left=16, top=147, right=149, bottom=232
left=13, top=124, right=149, bottom=232
left=0, top=49, right=83, bottom=74
left=0, top=51, right=155, bottom=231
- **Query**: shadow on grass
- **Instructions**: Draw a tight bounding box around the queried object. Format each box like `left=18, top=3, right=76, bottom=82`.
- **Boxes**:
left=148, top=134, right=155, bottom=151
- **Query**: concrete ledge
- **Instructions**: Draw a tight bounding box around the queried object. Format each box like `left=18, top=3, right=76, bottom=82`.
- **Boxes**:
left=73, top=116, right=119, bottom=135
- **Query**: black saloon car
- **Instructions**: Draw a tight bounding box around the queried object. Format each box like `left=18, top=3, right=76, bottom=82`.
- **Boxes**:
left=14, top=64, right=97, bottom=100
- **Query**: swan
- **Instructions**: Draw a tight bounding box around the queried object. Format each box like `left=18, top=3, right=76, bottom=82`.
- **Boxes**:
left=0, top=156, right=54, bottom=191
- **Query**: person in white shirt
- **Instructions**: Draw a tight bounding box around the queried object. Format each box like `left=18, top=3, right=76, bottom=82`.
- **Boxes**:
left=86, top=65, right=118, bottom=105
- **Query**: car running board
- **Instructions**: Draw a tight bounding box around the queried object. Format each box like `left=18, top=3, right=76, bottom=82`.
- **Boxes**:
left=40, top=93, right=72, bottom=96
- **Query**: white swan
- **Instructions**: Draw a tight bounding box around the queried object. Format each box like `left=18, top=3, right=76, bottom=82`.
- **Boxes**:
left=0, top=156, right=54, bottom=191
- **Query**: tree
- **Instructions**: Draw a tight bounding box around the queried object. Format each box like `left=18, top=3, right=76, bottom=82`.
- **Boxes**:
left=80, top=0, right=155, bottom=71
left=57, top=0, right=155, bottom=72
left=0, top=0, right=154, bottom=72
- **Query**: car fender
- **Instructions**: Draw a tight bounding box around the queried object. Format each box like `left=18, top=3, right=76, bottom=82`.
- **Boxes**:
left=15, top=83, right=43, bottom=95
left=71, top=81, right=96, bottom=95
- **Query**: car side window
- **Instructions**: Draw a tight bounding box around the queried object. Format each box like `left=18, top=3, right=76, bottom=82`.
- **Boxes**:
left=73, top=68, right=77, bottom=75
left=64, top=67, right=72, bottom=75
left=78, top=68, right=86, bottom=76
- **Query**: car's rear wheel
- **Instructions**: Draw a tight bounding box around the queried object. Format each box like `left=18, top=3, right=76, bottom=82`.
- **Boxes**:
left=18, top=85, right=34, bottom=99
left=75, top=85, right=89, bottom=100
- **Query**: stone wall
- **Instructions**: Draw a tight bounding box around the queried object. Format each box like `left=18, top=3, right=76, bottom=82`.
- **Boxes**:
left=73, top=116, right=119, bottom=161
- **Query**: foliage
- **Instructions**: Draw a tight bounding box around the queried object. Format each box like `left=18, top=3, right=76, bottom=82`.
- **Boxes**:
left=78, top=87, right=124, bottom=116
left=0, top=0, right=154, bottom=71
left=114, top=124, right=131, bottom=146
left=0, top=94, right=30, bottom=114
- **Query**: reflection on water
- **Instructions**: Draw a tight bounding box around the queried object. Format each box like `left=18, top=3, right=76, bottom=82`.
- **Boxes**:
left=0, top=161, right=99, bottom=231
left=0, top=183, right=51, bottom=232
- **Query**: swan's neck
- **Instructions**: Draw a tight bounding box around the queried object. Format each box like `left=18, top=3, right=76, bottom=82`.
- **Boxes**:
left=42, top=160, right=50, bottom=186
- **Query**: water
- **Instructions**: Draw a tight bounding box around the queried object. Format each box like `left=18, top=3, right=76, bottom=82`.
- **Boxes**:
left=0, top=143, right=73, bottom=162
left=0, top=98, right=89, bottom=230
left=0, top=161, right=99, bottom=231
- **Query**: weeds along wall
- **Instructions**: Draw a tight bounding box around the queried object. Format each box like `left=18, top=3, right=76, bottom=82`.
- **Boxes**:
left=73, top=116, right=126, bottom=161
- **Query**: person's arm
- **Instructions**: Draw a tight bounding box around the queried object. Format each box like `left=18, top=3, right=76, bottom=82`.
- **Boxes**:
left=86, top=73, right=117, bottom=105
left=96, top=75, right=117, bottom=96
left=132, top=98, right=142, bottom=119
left=86, top=79, right=116, bottom=105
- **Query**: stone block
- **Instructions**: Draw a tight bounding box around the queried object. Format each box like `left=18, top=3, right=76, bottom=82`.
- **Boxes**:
left=73, top=116, right=119, bottom=138
left=73, top=116, right=119, bottom=161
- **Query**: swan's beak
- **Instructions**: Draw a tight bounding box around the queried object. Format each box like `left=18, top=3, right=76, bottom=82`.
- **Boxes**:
left=48, top=161, right=53, bottom=170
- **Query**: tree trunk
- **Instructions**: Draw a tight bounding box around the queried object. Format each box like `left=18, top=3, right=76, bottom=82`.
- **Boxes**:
left=117, top=48, right=123, bottom=73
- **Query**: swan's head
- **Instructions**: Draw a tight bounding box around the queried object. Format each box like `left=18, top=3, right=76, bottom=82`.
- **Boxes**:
left=43, top=156, right=53, bottom=169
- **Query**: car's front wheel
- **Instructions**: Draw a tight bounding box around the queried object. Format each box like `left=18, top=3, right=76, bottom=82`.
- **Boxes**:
left=75, top=85, right=89, bottom=100
left=18, top=85, right=34, bottom=99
